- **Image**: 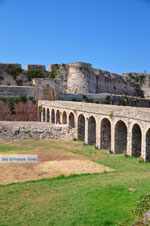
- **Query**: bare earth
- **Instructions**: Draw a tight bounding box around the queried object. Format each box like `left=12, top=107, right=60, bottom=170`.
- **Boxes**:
left=0, top=149, right=114, bottom=184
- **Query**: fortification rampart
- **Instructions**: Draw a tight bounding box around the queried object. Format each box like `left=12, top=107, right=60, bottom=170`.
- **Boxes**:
left=0, top=100, right=37, bottom=121
left=0, top=86, right=35, bottom=97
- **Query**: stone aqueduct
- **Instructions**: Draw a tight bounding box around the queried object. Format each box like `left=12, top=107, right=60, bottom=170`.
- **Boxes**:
left=38, top=100, right=150, bottom=161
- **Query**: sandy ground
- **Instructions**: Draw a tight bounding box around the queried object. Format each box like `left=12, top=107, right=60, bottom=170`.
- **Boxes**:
left=0, top=149, right=114, bottom=184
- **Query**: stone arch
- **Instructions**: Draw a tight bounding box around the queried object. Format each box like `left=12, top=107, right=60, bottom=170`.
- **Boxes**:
left=146, top=128, right=150, bottom=161
left=51, top=109, right=55, bottom=123
left=132, top=124, right=142, bottom=157
left=47, top=109, right=50, bottom=122
left=39, top=106, right=41, bottom=122
left=115, top=120, right=127, bottom=153
left=78, top=114, right=85, bottom=141
left=69, top=112, right=75, bottom=128
left=62, top=111, right=67, bottom=124
left=43, top=108, right=45, bottom=122
left=88, top=116, right=96, bottom=145
left=56, top=110, right=60, bottom=124
left=100, top=118, right=111, bottom=149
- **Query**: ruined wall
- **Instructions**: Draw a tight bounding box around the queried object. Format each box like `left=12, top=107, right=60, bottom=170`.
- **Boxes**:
left=0, top=100, right=38, bottom=121
left=0, top=86, right=35, bottom=97
left=66, top=62, right=136, bottom=96
left=0, top=61, right=150, bottom=99
left=0, top=63, right=47, bottom=86
left=33, top=78, right=63, bottom=100
left=0, top=122, right=73, bottom=140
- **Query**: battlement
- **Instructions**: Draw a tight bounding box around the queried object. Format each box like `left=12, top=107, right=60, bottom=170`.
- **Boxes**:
left=25, top=64, right=46, bottom=71
left=0, top=63, right=21, bottom=72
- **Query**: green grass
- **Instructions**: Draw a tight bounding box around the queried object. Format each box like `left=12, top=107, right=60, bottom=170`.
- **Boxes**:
left=0, top=139, right=150, bottom=226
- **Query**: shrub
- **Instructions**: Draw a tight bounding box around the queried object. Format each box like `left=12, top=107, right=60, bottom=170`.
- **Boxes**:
left=102, top=96, right=110, bottom=105
left=72, top=98, right=82, bottom=102
left=88, top=89, right=93, bottom=93
left=25, top=69, right=43, bottom=81
left=48, top=70, right=60, bottom=79
left=5, top=65, right=23, bottom=80
left=123, top=98, right=128, bottom=106
left=94, top=99, right=99, bottom=104
left=109, top=111, right=114, bottom=119
left=29, top=96, right=36, bottom=104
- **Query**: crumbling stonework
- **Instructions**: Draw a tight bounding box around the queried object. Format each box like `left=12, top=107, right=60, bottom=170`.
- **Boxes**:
left=0, top=121, right=73, bottom=140
left=0, top=62, right=149, bottom=98
left=0, top=100, right=37, bottom=121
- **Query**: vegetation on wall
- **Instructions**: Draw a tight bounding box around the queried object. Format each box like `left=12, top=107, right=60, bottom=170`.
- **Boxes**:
left=128, top=73, right=145, bottom=97
left=48, top=69, right=60, bottom=79
left=5, top=65, right=23, bottom=80
left=101, top=95, right=110, bottom=105
left=0, top=76, right=4, bottom=81
left=25, top=69, right=43, bottom=81
left=0, top=94, right=36, bottom=115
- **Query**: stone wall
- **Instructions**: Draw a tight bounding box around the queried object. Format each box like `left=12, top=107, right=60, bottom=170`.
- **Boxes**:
left=0, top=61, right=150, bottom=99
left=62, top=93, right=150, bottom=108
left=0, top=86, right=35, bottom=97
left=0, top=122, right=73, bottom=140
left=0, top=100, right=38, bottom=121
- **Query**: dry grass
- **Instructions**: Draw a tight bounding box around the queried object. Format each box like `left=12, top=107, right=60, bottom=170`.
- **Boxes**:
left=0, top=139, right=114, bottom=184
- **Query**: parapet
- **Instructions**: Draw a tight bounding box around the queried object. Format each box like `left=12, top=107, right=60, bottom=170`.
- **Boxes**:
left=68, top=62, right=92, bottom=69
left=0, top=63, right=21, bottom=72
left=25, top=64, right=46, bottom=71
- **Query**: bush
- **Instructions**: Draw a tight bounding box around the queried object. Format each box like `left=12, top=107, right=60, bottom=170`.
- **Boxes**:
left=94, top=99, right=99, bottom=104
left=25, top=69, right=43, bottom=81
left=48, top=70, right=60, bottom=79
left=72, top=98, right=82, bottom=102
left=5, top=65, right=23, bottom=80
left=102, top=96, right=110, bottom=105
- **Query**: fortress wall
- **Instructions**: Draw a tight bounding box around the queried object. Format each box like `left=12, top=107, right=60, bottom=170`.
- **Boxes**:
left=25, top=64, right=46, bottom=71
left=33, top=78, right=63, bottom=100
left=0, top=63, right=21, bottom=73
left=0, top=122, right=73, bottom=140
left=66, top=62, right=136, bottom=96
left=0, top=86, right=35, bottom=97
left=0, top=100, right=38, bottom=121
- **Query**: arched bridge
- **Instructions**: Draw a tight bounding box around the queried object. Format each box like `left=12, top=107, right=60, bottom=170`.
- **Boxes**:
left=38, top=100, right=150, bottom=161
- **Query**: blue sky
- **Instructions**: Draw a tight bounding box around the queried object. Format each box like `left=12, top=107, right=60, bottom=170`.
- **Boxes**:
left=0, top=0, right=150, bottom=74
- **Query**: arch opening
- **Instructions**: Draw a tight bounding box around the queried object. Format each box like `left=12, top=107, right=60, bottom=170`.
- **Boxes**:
left=78, top=114, right=85, bottom=141
left=115, top=120, right=127, bottom=153
left=132, top=124, right=141, bottom=157
left=62, top=111, right=67, bottom=124
left=100, top=118, right=111, bottom=149
left=51, top=109, right=55, bottom=124
left=88, top=116, right=96, bottom=145
left=146, top=129, right=150, bottom=161
left=69, top=112, right=75, bottom=128
left=43, top=108, right=45, bottom=122
left=56, top=110, right=60, bottom=124
left=47, top=109, right=50, bottom=122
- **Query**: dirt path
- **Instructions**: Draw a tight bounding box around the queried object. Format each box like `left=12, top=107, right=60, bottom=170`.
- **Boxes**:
left=0, top=149, right=114, bottom=184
